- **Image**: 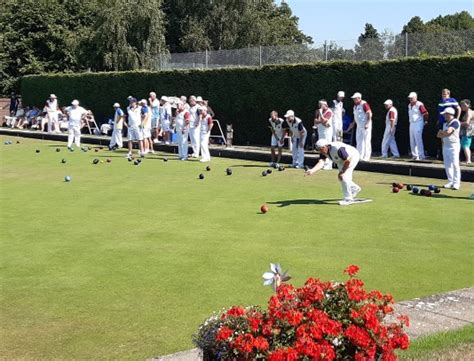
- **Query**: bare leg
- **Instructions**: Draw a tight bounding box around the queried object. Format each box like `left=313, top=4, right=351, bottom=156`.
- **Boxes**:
left=463, top=146, right=471, bottom=163
left=277, top=147, right=282, bottom=164
left=271, top=146, right=276, bottom=163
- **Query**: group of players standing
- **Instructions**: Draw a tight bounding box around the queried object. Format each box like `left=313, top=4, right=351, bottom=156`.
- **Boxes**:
left=108, top=94, right=214, bottom=162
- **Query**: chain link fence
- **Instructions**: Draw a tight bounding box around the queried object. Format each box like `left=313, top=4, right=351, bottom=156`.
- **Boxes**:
left=154, top=30, right=474, bottom=70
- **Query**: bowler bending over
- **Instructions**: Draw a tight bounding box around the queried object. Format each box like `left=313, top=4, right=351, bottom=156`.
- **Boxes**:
left=305, top=139, right=362, bottom=206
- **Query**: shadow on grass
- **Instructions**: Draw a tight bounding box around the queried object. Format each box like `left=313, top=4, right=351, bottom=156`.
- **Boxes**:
left=268, top=198, right=341, bottom=207
left=229, top=164, right=272, bottom=169
left=408, top=193, right=469, bottom=200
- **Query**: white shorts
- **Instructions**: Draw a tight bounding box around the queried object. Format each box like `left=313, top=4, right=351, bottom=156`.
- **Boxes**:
left=161, top=120, right=170, bottom=132
left=151, top=117, right=159, bottom=129
left=141, top=127, right=151, bottom=138
left=128, top=126, right=143, bottom=141
left=271, top=135, right=284, bottom=147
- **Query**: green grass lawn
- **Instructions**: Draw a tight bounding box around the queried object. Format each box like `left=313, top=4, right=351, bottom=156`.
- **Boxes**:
left=1, top=135, right=473, bottom=359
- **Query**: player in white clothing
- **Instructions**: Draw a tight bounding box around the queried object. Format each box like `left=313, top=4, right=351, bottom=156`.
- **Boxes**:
left=347, top=92, right=372, bottom=161
left=332, top=91, right=345, bottom=142
left=126, top=98, right=144, bottom=158
left=380, top=100, right=400, bottom=158
left=160, top=96, right=172, bottom=144
left=46, top=94, right=60, bottom=133
left=314, top=100, right=334, bottom=169
left=175, top=102, right=191, bottom=160
left=285, top=110, right=306, bottom=168
left=109, top=103, right=125, bottom=150
left=188, top=96, right=201, bottom=158
left=139, top=99, right=153, bottom=154
left=65, top=100, right=87, bottom=149
left=407, top=92, right=429, bottom=160
left=149, top=92, right=160, bottom=143
left=437, top=107, right=461, bottom=190
left=199, top=107, right=213, bottom=162
left=305, top=139, right=362, bottom=206
left=268, top=110, right=286, bottom=168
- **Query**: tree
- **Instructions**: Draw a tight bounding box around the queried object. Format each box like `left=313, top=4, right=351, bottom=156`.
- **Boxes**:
left=354, top=23, right=385, bottom=60
left=162, top=0, right=312, bottom=53
left=83, top=0, right=167, bottom=71
left=0, top=0, right=97, bottom=93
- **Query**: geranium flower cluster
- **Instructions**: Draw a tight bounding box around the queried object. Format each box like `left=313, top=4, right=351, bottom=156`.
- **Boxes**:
left=203, top=266, right=409, bottom=360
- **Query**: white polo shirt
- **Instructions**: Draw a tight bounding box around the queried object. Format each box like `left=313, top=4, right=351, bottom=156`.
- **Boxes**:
left=127, top=105, right=142, bottom=127
left=66, top=106, right=87, bottom=126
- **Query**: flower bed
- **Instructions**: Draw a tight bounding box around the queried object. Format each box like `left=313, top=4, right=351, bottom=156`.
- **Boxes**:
left=193, top=265, right=409, bottom=360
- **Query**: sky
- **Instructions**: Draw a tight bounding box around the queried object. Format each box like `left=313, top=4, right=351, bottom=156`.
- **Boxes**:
left=283, top=0, right=474, bottom=46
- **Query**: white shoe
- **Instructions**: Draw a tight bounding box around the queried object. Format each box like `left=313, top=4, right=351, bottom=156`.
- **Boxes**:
left=452, top=185, right=460, bottom=190
left=165, top=141, right=170, bottom=145
left=339, top=199, right=354, bottom=206
left=126, top=152, right=132, bottom=158
left=352, top=186, right=362, bottom=198
left=444, top=183, right=453, bottom=189
left=269, top=162, right=275, bottom=167
left=274, top=163, right=280, bottom=169
left=140, top=152, right=145, bottom=158
left=153, top=139, right=158, bottom=144
left=200, top=158, right=210, bottom=163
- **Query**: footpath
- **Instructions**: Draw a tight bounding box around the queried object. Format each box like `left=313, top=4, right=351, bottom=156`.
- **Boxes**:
left=152, top=287, right=474, bottom=361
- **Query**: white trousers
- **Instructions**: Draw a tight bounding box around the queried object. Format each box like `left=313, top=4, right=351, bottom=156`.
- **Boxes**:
left=319, top=128, right=333, bottom=169
left=291, top=135, right=306, bottom=167
left=47, top=112, right=59, bottom=133
left=355, top=122, right=372, bottom=161
left=338, top=153, right=360, bottom=201
left=381, top=126, right=400, bottom=157
left=443, top=143, right=461, bottom=187
left=110, top=128, right=123, bottom=148
left=189, top=127, right=201, bottom=157
left=409, top=121, right=425, bottom=159
left=67, top=125, right=81, bottom=147
left=332, top=117, right=343, bottom=141
left=200, top=131, right=210, bottom=161
left=177, top=129, right=189, bottom=159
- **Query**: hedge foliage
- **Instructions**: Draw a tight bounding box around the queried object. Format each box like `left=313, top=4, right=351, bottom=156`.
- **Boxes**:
left=21, top=55, right=474, bottom=155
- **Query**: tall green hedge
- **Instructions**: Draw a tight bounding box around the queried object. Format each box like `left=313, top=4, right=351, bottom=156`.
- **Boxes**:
left=21, top=56, right=474, bottom=155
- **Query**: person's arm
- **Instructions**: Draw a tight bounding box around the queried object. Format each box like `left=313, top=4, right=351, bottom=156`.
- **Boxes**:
left=455, top=105, right=461, bottom=120
left=322, top=110, right=333, bottom=127
left=389, top=111, right=396, bottom=135
left=314, top=110, right=322, bottom=125
left=420, top=103, right=429, bottom=123
left=437, top=125, right=455, bottom=138
left=305, top=158, right=325, bottom=176
left=184, top=112, right=191, bottom=133
left=363, top=103, right=372, bottom=129
left=208, top=116, right=213, bottom=133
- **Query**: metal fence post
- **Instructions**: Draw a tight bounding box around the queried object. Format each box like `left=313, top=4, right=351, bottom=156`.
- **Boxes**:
left=405, top=33, right=408, bottom=57
left=259, top=46, right=262, bottom=67
left=205, top=50, right=208, bottom=68
left=324, top=40, right=328, bottom=61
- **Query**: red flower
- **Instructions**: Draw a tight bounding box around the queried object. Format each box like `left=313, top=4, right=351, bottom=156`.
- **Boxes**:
left=344, top=264, right=360, bottom=277
left=268, top=347, right=299, bottom=361
left=344, top=325, right=373, bottom=349
left=248, top=316, right=262, bottom=331
left=397, top=315, right=410, bottom=327
left=216, top=326, right=233, bottom=341
left=225, top=306, right=246, bottom=317
left=253, top=336, right=269, bottom=351
left=233, top=333, right=254, bottom=353
left=345, top=278, right=368, bottom=302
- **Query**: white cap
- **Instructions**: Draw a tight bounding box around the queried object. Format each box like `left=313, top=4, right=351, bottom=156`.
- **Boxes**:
left=139, top=99, right=147, bottom=105
left=196, top=96, right=203, bottom=102
left=160, top=96, right=169, bottom=102
left=351, top=92, right=362, bottom=99
left=384, top=99, right=393, bottom=106
left=284, top=110, right=295, bottom=118
left=71, top=99, right=79, bottom=106
left=408, top=92, right=417, bottom=99
left=316, top=139, right=329, bottom=148
left=149, top=92, right=156, bottom=97
left=113, top=102, right=120, bottom=108
left=319, top=100, right=328, bottom=106
left=50, top=94, right=57, bottom=98
left=337, top=91, right=345, bottom=97
left=440, top=107, right=455, bottom=115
